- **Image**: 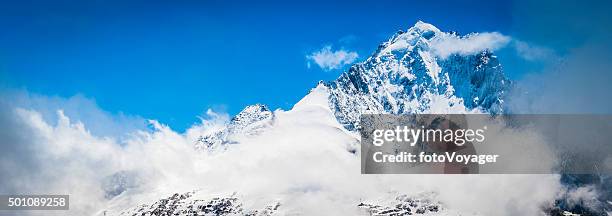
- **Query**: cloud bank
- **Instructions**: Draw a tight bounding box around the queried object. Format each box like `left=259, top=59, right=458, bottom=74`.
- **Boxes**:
left=0, top=89, right=572, bottom=215
left=0, top=90, right=148, bottom=139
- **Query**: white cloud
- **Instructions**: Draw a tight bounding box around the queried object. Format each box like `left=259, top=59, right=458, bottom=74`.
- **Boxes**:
left=513, top=40, right=557, bottom=61
left=430, top=32, right=558, bottom=62
left=307, top=46, right=358, bottom=70
left=0, top=88, right=569, bottom=215
left=0, top=90, right=147, bottom=138
left=431, top=32, right=511, bottom=58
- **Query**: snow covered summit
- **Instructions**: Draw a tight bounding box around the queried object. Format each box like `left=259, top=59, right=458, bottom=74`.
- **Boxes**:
left=324, top=21, right=509, bottom=130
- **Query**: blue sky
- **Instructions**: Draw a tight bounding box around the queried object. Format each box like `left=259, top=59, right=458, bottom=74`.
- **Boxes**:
left=0, top=0, right=607, bottom=131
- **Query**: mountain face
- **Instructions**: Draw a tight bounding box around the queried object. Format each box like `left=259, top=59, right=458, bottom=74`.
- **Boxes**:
left=325, top=21, right=508, bottom=130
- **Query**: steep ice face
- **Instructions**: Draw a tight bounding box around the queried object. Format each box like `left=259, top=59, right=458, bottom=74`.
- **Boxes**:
left=195, top=104, right=274, bottom=150
left=324, top=21, right=509, bottom=130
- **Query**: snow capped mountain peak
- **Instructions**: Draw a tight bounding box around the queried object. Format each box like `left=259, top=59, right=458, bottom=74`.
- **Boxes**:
left=322, top=22, right=509, bottom=130
left=411, top=20, right=442, bottom=35
left=375, top=21, right=440, bottom=57
left=230, top=104, right=273, bottom=131
left=195, top=104, right=274, bottom=150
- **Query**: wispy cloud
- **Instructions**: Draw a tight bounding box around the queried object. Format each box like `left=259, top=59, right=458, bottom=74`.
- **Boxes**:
left=431, top=32, right=511, bottom=58
left=429, top=31, right=559, bottom=62
left=307, top=46, right=358, bottom=71
left=512, top=40, right=557, bottom=61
